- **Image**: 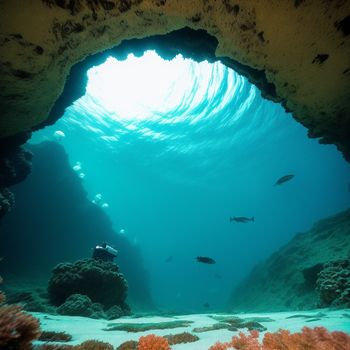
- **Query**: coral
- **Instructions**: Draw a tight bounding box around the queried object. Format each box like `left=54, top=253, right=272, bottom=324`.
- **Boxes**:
left=137, top=334, right=170, bottom=350
left=164, top=332, right=199, bottom=345
left=48, top=258, right=129, bottom=310
left=231, top=330, right=260, bottom=350
left=105, top=320, right=192, bottom=332
left=7, top=290, right=55, bottom=314
left=39, top=331, right=72, bottom=342
left=193, top=317, right=266, bottom=333
left=36, top=345, right=74, bottom=350
left=208, top=327, right=350, bottom=350
left=316, top=259, right=350, bottom=307
left=57, top=294, right=104, bottom=318
left=0, top=304, right=40, bottom=350
left=105, top=305, right=125, bottom=320
left=263, top=327, right=350, bottom=349
left=0, top=292, right=5, bottom=305
left=75, top=340, right=114, bottom=350
left=193, top=323, right=229, bottom=333
left=117, top=340, right=138, bottom=350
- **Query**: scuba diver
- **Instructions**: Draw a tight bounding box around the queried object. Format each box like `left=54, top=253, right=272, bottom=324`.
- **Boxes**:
left=92, top=242, right=118, bottom=262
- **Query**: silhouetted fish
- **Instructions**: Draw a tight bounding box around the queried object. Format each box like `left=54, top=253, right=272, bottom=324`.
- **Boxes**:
left=274, top=174, right=295, bottom=186
left=196, top=256, right=216, bottom=264
left=165, top=256, right=173, bottom=263
left=230, top=216, right=254, bottom=223
left=203, top=302, right=210, bottom=308
left=214, top=273, right=222, bottom=280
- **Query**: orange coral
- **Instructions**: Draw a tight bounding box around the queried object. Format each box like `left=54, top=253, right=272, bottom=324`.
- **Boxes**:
left=209, top=341, right=232, bottom=350
left=137, top=334, right=171, bottom=350
left=231, top=330, right=261, bottom=350
left=263, top=327, right=350, bottom=350
left=0, top=304, right=41, bottom=350
left=209, top=327, right=350, bottom=350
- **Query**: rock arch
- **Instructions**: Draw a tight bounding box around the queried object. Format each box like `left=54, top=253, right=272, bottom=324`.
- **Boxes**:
left=0, top=0, right=349, bottom=159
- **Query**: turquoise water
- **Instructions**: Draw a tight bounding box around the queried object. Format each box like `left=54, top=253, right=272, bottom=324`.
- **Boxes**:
left=31, top=51, right=350, bottom=312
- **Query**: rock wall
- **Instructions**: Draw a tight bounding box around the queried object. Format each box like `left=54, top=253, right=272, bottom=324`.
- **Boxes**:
left=0, top=141, right=153, bottom=310
left=229, top=209, right=350, bottom=312
left=0, top=1, right=349, bottom=159
left=0, top=132, right=32, bottom=218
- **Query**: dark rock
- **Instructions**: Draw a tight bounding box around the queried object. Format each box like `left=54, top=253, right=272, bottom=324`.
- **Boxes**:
left=48, top=258, right=128, bottom=309
left=230, top=209, right=350, bottom=311
left=0, top=131, right=32, bottom=219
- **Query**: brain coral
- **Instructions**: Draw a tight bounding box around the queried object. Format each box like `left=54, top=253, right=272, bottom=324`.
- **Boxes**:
left=316, top=259, right=350, bottom=308
left=48, top=258, right=129, bottom=309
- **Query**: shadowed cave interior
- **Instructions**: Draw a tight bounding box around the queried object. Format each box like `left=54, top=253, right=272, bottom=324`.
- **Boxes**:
left=0, top=4, right=350, bottom=349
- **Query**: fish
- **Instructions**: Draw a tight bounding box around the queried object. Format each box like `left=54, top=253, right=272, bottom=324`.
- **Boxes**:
left=165, top=256, right=173, bottom=263
left=230, top=216, right=254, bottom=223
left=196, top=256, right=216, bottom=264
left=203, top=302, right=210, bottom=308
left=214, top=273, right=222, bottom=280
left=274, top=174, right=295, bottom=186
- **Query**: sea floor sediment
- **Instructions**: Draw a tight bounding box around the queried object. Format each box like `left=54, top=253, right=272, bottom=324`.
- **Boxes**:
left=33, top=309, right=350, bottom=349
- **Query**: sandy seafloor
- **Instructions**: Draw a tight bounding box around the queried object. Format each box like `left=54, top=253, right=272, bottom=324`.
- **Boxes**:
left=33, top=309, right=350, bottom=349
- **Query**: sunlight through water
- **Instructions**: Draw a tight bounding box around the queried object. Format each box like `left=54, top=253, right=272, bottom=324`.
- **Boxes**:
left=30, top=50, right=350, bottom=311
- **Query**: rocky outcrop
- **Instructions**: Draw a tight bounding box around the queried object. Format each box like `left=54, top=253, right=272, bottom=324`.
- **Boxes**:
left=0, top=141, right=153, bottom=310
left=316, top=259, right=350, bottom=308
left=0, top=1, right=349, bottom=159
left=229, top=209, right=350, bottom=311
left=0, top=132, right=32, bottom=218
left=48, top=258, right=129, bottom=309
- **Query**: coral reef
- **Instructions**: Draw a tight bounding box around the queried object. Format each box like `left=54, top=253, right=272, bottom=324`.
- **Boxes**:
left=316, top=259, right=350, bottom=308
left=137, top=334, right=170, bottom=350
left=0, top=142, right=153, bottom=311
left=105, top=320, right=193, bottom=332
left=117, top=340, right=138, bottom=350
left=164, top=332, right=199, bottom=345
left=209, top=327, right=350, bottom=350
left=57, top=294, right=105, bottom=318
left=193, top=316, right=266, bottom=333
left=230, top=209, right=350, bottom=311
left=39, top=331, right=72, bottom=342
left=0, top=303, right=41, bottom=350
left=75, top=340, right=114, bottom=350
left=35, top=345, right=74, bottom=350
left=6, top=289, right=55, bottom=314
left=105, top=305, right=125, bottom=320
left=48, top=258, right=129, bottom=311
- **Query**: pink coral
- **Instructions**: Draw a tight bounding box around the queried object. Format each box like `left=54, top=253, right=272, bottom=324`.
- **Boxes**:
left=137, top=334, right=170, bottom=350
left=209, top=327, right=350, bottom=350
left=0, top=304, right=40, bottom=350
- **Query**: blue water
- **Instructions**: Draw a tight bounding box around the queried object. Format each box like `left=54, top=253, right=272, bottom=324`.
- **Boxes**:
left=31, top=51, right=350, bottom=312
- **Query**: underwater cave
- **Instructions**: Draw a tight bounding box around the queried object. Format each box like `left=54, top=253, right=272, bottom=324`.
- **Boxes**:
left=0, top=1, right=350, bottom=349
